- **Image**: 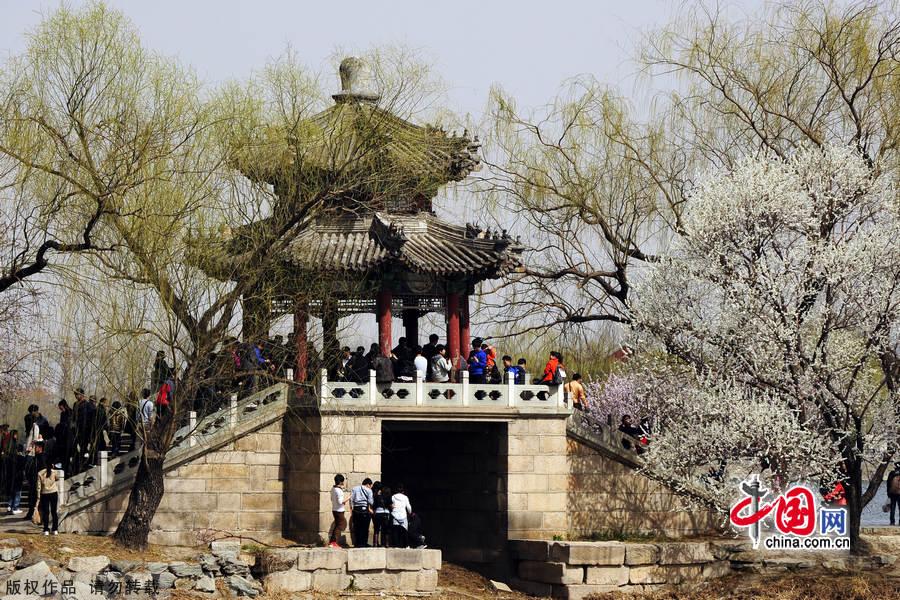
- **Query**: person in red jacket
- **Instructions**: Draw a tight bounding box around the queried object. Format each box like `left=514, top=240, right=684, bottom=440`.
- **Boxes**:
left=538, top=351, right=562, bottom=384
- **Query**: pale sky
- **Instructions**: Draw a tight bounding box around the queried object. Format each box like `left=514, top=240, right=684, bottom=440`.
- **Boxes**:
left=0, top=0, right=762, bottom=364
left=0, top=0, right=725, bottom=120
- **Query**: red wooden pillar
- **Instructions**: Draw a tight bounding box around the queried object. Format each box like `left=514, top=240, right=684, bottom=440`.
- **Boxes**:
left=459, top=293, right=470, bottom=361
left=293, top=299, right=309, bottom=382
left=376, top=288, right=392, bottom=357
left=446, top=292, right=460, bottom=366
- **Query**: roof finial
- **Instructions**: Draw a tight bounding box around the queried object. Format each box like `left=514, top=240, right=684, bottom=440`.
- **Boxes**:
left=332, top=57, right=380, bottom=104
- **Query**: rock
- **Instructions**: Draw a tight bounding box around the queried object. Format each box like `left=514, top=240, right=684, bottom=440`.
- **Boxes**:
left=624, top=543, right=659, bottom=566
left=264, top=570, right=311, bottom=593
left=2, top=561, right=59, bottom=599
left=110, top=559, right=142, bottom=574
left=550, top=542, right=626, bottom=566
left=490, top=580, right=512, bottom=592
left=0, top=547, right=22, bottom=562
left=211, top=541, right=241, bottom=557
left=61, top=580, right=94, bottom=600
left=67, top=556, right=110, bottom=573
left=385, top=548, right=421, bottom=571
left=422, top=549, right=442, bottom=570
left=146, top=562, right=168, bottom=574
left=509, top=540, right=550, bottom=561
left=295, top=548, right=346, bottom=571
left=198, top=554, right=221, bottom=575
left=227, top=575, right=259, bottom=597
left=585, top=565, right=629, bottom=586
left=0, top=539, right=20, bottom=547
left=124, top=570, right=153, bottom=588
left=347, top=547, right=387, bottom=571
left=16, top=553, right=58, bottom=570
left=509, top=577, right=552, bottom=597
left=709, top=538, right=752, bottom=560
left=220, top=556, right=251, bottom=577
left=168, top=562, right=203, bottom=578
left=195, top=576, right=217, bottom=593
left=517, top=561, right=584, bottom=585
left=352, top=571, right=401, bottom=590
left=155, top=571, right=177, bottom=589
left=657, top=542, right=714, bottom=565
left=310, top=571, right=351, bottom=592
left=59, top=547, right=75, bottom=554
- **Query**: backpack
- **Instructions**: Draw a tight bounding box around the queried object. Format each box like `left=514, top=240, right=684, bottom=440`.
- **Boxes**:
left=890, top=473, right=900, bottom=496
left=551, top=365, right=565, bottom=386
left=489, top=364, right=502, bottom=384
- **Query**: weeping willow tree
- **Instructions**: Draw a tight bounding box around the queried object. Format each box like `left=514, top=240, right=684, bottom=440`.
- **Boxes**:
left=0, top=3, right=456, bottom=548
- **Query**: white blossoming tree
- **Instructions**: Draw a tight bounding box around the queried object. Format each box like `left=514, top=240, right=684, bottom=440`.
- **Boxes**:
left=630, top=145, right=900, bottom=550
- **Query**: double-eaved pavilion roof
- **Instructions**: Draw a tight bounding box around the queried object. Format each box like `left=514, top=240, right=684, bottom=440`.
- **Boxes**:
left=287, top=212, right=521, bottom=278
left=198, top=57, right=523, bottom=289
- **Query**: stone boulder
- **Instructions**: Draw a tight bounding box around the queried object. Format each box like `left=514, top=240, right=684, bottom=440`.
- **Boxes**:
left=67, top=556, right=110, bottom=574
left=227, top=575, right=259, bottom=597
left=1, top=561, right=59, bottom=599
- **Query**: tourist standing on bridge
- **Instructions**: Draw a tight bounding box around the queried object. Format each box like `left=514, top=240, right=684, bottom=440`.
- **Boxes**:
left=413, top=347, right=428, bottom=379
left=54, top=400, right=73, bottom=474
left=329, top=474, right=350, bottom=548
left=468, top=339, right=488, bottom=384
left=565, top=373, right=588, bottom=410
left=429, top=345, right=452, bottom=383
left=887, top=464, right=900, bottom=526
left=350, top=478, right=374, bottom=547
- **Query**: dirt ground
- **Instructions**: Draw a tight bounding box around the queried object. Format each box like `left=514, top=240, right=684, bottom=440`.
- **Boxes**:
left=4, top=530, right=900, bottom=599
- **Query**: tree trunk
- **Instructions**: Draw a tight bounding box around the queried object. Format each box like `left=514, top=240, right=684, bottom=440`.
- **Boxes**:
left=112, top=454, right=165, bottom=550
left=846, top=459, right=863, bottom=554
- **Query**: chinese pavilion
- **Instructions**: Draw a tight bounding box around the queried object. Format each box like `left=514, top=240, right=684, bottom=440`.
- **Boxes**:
left=203, top=58, right=522, bottom=381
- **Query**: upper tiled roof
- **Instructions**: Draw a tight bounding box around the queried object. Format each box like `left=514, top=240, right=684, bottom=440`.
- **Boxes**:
left=285, top=212, right=521, bottom=277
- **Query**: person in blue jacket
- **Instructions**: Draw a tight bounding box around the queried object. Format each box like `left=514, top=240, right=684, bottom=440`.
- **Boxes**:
left=467, top=339, right=488, bottom=384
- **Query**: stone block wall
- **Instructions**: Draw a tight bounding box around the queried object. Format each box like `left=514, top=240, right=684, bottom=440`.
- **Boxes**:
left=567, top=438, right=720, bottom=538
left=283, top=414, right=383, bottom=544
left=506, top=417, right=569, bottom=541
left=63, top=421, right=289, bottom=546
left=509, top=538, right=869, bottom=599
left=258, top=546, right=441, bottom=594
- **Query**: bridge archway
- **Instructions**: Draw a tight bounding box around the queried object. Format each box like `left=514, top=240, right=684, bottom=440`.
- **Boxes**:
left=380, top=420, right=508, bottom=563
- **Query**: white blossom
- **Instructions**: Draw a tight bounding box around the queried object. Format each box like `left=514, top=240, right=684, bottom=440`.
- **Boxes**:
left=626, top=145, right=900, bottom=539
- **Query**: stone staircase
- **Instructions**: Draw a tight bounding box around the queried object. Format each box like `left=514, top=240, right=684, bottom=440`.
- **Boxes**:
left=565, top=415, right=721, bottom=510
left=58, top=382, right=290, bottom=520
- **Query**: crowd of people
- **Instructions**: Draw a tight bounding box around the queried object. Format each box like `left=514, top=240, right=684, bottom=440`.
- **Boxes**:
left=330, top=333, right=569, bottom=388
left=329, top=474, right=426, bottom=549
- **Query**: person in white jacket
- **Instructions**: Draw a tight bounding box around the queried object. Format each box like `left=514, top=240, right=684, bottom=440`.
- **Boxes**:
left=390, top=483, right=413, bottom=547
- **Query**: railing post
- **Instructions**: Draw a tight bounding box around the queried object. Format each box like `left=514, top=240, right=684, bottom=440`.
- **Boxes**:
left=57, top=469, right=66, bottom=506
left=461, top=370, right=470, bottom=407
left=286, top=368, right=294, bottom=382
left=189, top=411, right=197, bottom=448
left=230, top=393, right=238, bottom=427
left=507, top=377, right=516, bottom=408
left=320, top=368, right=329, bottom=405
left=556, top=384, right=566, bottom=410
left=99, top=451, right=109, bottom=488
left=369, top=369, right=377, bottom=407
left=415, top=370, right=424, bottom=407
